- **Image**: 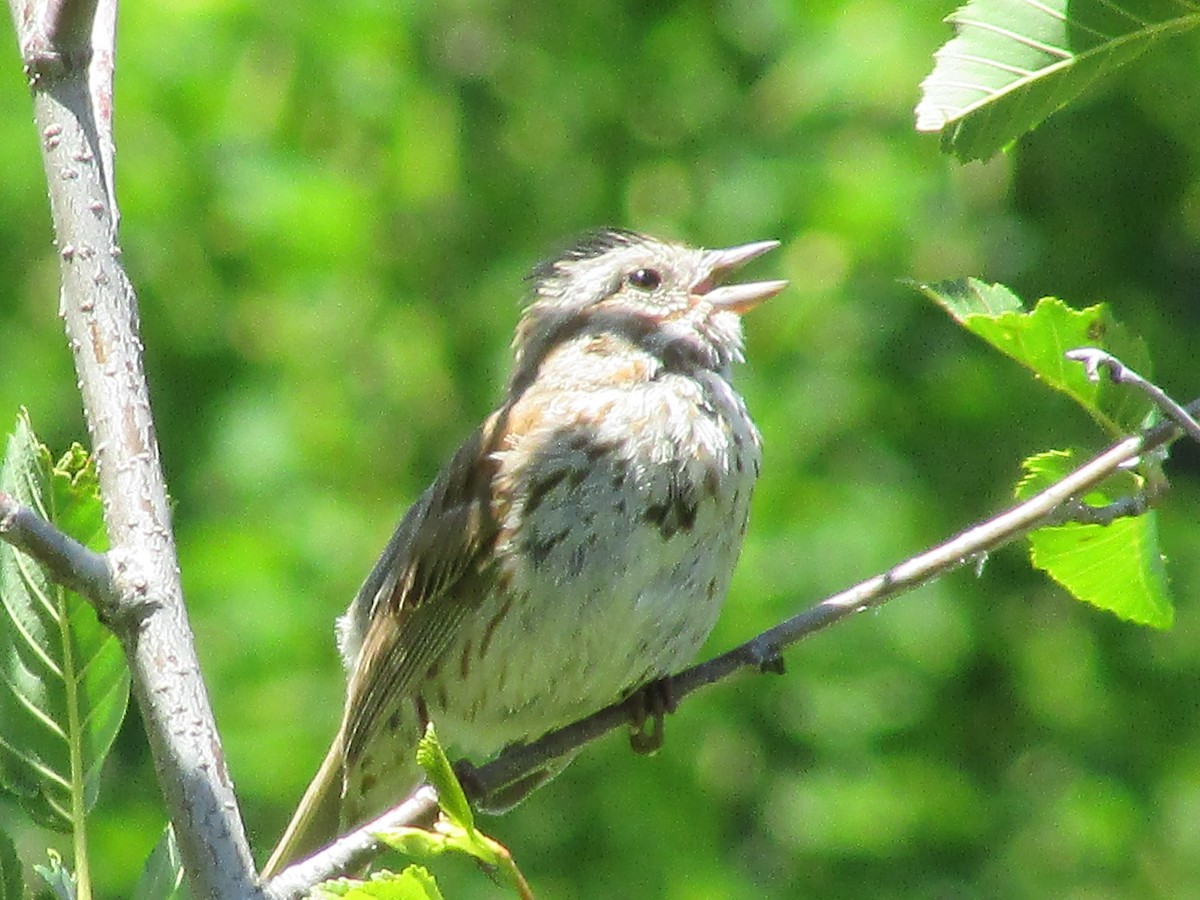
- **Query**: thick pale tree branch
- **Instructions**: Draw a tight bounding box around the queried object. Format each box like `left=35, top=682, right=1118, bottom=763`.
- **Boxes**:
left=269, top=394, right=1193, bottom=896
left=5, top=0, right=262, bottom=896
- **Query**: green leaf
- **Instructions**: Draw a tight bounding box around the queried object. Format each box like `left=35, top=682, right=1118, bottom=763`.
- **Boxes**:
left=0, top=409, right=130, bottom=837
left=379, top=726, right=494, bottom=865
left=917, top=281, right=1154, bottom=436
left=1017, top=450, right=1173, bottom=628
left=382, top=828, right=455, bottom=861
left=379, top=727, right=533, bottom=896
left=132, top=825, right=191, bottom=900
left=916, top=0, right=1200, bottom=160
left=34, top=850, right=76, bottom=900
left=414, top=726, right=472, bottom=830
left=311, top=866, right=444, bottom=900
left=379, top=812, right=501, bottom=872
left=0, top=828, right=22, bottom=900
left=913, top=276, right=1024, bottom=316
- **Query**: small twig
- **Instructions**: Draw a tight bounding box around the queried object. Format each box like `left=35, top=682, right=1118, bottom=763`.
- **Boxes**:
left=19, top=0, right=69, bottom=73
left=271, top=399, right=1195, bottom=894
left=1039, top=475, right=1171, bottom=528
left=1066, top=348, right=1200, bottom=445
left=1042, top=494, right=1148, bottom=527
left=0, top=490, right=113, bottom=604
left=18, top=0, right=96, bottom=81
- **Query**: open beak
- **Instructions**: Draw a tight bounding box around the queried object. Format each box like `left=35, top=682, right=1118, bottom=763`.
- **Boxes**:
left=693, top=239, right=788, bottom=314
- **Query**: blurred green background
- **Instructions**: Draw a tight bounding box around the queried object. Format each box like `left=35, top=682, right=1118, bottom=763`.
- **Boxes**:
left=4, top=1, right=1200, bottom=897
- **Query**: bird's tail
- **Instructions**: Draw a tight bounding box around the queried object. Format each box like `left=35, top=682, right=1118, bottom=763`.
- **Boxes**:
left=261, top=736, right=345, bottom=880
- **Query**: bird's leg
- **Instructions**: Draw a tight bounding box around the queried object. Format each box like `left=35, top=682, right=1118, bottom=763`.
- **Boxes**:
left=452, top=758, right=486, bottom=800
left=627, top=675, right=677, bottom=755
left=458, top=755, right=575, bottom=814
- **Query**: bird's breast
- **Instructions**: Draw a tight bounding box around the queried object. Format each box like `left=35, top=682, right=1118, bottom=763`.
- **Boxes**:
left=429, top=370, right=760, bottom=755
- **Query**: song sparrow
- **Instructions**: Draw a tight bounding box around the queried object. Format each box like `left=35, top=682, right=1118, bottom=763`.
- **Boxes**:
left=263, top=229, right=786, bottom=876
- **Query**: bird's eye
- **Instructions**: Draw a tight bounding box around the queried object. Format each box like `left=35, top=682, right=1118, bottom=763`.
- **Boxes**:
left=626, top=268, right=662, bottom=291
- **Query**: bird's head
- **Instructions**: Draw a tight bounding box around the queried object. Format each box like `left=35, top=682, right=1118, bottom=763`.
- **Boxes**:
left=512, top=229, right=786, bottom=388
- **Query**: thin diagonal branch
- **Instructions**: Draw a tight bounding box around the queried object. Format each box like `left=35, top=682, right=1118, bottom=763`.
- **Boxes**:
left=474, top=407, right=1172, bottom=784
left=268, top=398, right=1191, bottom=897
left=1043, top=491, right=1155, bottom=527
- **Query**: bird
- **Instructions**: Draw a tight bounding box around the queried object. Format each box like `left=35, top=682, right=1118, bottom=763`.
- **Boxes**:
left=262, top=228, right=787, bottom=878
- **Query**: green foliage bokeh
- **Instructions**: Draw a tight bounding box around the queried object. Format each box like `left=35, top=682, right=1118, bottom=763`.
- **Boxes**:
left=4, top=1, right=1200, bottom=897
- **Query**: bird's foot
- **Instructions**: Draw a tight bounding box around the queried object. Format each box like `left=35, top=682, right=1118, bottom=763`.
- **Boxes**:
left=627, top=675, right=677, bottom=755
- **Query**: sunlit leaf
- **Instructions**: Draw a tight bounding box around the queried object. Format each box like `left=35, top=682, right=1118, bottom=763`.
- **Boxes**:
left=311, top=866, right=444, bottom=900
left=379, top=727, right=532, bottom=896
left=414, top=726, right=472, bottom=831
left=0, top=410, right=130, bottom=834
left=917, top=280, right=1154, bottom=436
left=916, top=0, right=1200, bottom=160
left=1017, top=449, right=1172, bottom=628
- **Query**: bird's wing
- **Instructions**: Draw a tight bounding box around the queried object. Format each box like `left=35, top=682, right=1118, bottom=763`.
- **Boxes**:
left=263, top=410, right=513, bottom=878
left=341, top=409, right=508, bottom=764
